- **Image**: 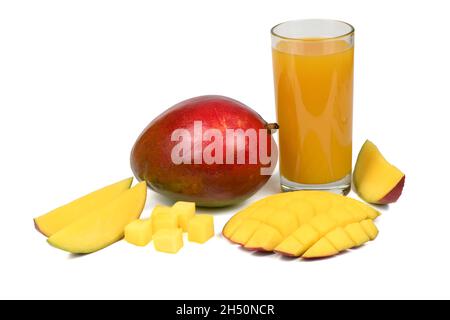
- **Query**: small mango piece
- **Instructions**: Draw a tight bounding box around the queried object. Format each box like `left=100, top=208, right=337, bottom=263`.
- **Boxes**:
left=153, top=228, right=183, bottom=254
left=274, top=236, right=304, bottom=257
left=245, top=224, right=283, bottom=251
left=360, top=219, right=379, bottom=240
left=325, top=227, right=355, bottom=251
left=230, top=219, right=261, bottom=245
left=344, top=222, right=370, bottom=246
left=151, top=206, right=178, bottom=233
left=172, top=201, right=195, bottom=232
left=292, top=224, right=320, bottom=250
left=188, top=214, right=214, bottom=244
left=303, top=238, right=338, bottom=259
left=222, top=216, right=245, bottom=239
left=275, top=224, right=318, bottom=257
left=124, top=219, right=152, bottom=246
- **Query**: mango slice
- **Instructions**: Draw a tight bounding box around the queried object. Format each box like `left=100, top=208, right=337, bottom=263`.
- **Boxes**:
left=223, top=191, right=380, bottom=259
left=354, top=140, right=405, bottom=204
left=48, top=182, right=147, bottom=254
left=34, top=177, right=133, bottom=237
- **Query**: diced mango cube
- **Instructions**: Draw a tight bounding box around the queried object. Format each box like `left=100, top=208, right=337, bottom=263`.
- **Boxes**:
left=153, top=228, right=183, bottom=254
left=187, top=214, right=214, bottom=244
left=124, top=219, right=152, bottom=247
left=151, top=205, right=178, bottom=233
left=172, top=201, right=195, bottom=231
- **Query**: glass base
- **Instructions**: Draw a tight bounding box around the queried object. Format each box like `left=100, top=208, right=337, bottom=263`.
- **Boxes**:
left=280, top=174, right=351, bottom=195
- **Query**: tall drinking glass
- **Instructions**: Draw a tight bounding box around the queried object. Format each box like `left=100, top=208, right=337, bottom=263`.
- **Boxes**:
left=271, top=19, right=354, bottom=194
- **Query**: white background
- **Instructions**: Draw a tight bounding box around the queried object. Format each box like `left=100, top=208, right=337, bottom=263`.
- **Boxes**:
left=1, top=0, right=449, bottom=300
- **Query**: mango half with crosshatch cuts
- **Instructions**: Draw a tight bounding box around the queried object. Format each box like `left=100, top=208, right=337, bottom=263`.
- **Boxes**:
left=223, top=191, right=380, bottom=259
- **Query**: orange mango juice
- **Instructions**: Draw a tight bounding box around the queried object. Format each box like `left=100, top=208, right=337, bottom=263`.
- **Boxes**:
left=272, top=39, right=354, bottom=184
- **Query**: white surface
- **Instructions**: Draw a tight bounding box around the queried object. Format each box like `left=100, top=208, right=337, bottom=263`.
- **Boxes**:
left=0, top=0, right=449, bottom=300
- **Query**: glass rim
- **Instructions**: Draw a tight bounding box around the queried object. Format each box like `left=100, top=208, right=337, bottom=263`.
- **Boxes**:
left=271, top=19, right=355, bottom=41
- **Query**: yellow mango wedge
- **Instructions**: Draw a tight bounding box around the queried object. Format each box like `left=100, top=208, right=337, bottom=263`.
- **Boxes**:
left=223, top=191, right=380, bottom=259
left=48, top=182, right=147, bottom=254
left=353, top=140, right=405, bottom=204
left=34, top=177, right=133, bottom=237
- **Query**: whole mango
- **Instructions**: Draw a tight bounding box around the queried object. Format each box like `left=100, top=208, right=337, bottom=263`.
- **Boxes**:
left=131, top=95, right=278, bottom=207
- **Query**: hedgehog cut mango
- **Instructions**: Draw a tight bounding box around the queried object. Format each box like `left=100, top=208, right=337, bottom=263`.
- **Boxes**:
left=223, top=191, right=379, bottom=259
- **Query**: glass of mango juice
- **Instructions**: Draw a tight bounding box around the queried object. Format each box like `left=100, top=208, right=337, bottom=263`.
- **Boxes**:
left=271, top=19, right=354, bottom=194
